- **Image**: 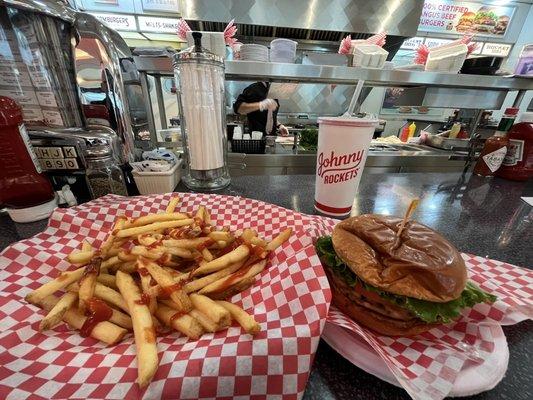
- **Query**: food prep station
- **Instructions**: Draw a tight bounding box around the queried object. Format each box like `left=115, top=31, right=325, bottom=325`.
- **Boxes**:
left=133, top=57, right=533, bottom=175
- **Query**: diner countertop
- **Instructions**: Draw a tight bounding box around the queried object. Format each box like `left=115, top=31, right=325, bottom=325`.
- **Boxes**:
left=1, top=172, right=531, bottom=399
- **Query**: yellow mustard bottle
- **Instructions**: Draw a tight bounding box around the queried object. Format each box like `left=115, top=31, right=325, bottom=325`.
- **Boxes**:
left=407, top=122, right=416, bottom=139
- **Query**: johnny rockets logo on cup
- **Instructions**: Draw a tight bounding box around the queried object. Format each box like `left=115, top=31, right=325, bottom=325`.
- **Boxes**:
left=317, top=149, right=365, bottom=184
left=314, top=116, right=377, bottom=217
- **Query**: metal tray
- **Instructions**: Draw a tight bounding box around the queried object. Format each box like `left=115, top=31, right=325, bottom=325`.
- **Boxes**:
left=425, top=135, right=470, bottom=151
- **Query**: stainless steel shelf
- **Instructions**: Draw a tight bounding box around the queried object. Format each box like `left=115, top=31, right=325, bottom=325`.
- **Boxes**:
left=133, top=56, right=533, bottom=91
left=225, top=62, right=533, bottom=90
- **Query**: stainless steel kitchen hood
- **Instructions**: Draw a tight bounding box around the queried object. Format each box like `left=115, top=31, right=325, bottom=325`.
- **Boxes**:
left=180, top=0, right=424, bottom=55
left=180, top=0, right=423, bottom=37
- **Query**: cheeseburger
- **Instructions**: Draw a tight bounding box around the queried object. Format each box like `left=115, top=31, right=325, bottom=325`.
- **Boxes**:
left=494, top=15, right=509, bottom=35
left=316, top=215, right=496, bottom=336
left=456, top=11, right=476, bottom=32
left=473, top=7, right=498, bottom=32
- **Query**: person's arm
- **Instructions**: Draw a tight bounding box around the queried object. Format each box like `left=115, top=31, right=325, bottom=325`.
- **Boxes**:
left=236, top=102, right=261, bottom=115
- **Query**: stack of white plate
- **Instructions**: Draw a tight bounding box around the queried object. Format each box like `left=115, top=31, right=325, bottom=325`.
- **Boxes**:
left=240, top=44, right=269, bottom=62
left=270, top=39, right=298, bottom=63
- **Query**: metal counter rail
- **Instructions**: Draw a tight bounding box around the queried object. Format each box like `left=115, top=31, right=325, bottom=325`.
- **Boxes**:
left=227, top=147, right=466, bottom=176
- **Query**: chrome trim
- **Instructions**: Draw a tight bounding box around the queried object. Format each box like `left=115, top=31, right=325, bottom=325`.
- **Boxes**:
left=227, top=149, right=465, bottom=176
left=27, top=126, right=125, bottom=166
left=2, top=0, right=75, bottom=22
left=74, top=12, right=136, bottom=163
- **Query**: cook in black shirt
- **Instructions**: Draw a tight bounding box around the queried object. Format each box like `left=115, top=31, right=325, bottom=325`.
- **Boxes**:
left=233, top=82, right=289, bottom=136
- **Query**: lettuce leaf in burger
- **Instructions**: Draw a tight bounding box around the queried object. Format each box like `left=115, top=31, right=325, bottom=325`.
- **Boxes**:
left=316, top=215, right=496, bottom=336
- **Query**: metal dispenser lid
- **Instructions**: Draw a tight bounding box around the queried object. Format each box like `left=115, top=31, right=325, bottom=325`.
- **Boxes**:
left=85, top=145, right=112, bottom=158
left=173, top=31, right=224, bottom=67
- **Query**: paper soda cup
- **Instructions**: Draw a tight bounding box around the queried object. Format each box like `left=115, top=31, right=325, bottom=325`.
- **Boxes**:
left=314, top=116, right=378, bottom=217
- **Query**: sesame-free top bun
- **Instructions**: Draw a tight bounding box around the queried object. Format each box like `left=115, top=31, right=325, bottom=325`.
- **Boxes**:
left=331, top=214, right=467, bottom=302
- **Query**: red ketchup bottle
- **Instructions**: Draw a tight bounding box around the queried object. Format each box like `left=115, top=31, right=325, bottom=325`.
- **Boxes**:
left=0, top=97, right=55, bottom=218
left=497, top=112, right=533, bottom=181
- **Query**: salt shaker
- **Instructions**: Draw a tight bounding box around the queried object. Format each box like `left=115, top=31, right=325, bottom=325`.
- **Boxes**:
left=173, top=31, right=230, bottom=190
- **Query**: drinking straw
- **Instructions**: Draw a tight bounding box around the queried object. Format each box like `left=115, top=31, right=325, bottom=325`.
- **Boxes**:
left=344, top=79, right=365, bottom=117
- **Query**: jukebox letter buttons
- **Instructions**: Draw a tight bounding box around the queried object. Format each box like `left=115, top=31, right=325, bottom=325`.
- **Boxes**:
left=42, top=159, right=54, bottom=169
left=63, top=146, right=77, bottom=158
left=53, top=159, right=66, bottom=169
left=34, top=147, right=44, bottom=158
left=48, top=147, right=64, bottom=159
left=64, top=158, right=79, bottom=169
left=39, top=147, right=50, bottom=158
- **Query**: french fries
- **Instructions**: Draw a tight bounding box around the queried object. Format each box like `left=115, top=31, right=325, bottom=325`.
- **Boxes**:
left=94, top=283, right=130, bottom=313
left=162, top=237, right=212, bottom=249
left=81, top=241, right=92, bottom=252
left=26, top=267, right=85, bottom=304
left=199, top=259, right=267, bottom=296
left=208, top=231, right=233, bottom=242
left=266, top=228, right=293, bottom=251
left=67, top=250, right=94, bottom=264
left=189, top=309, right=219, bottom=332
left=216, top=301, right=261, bottom=335
left=190, top=294, right=231, bottom=330
left=139, top=273, right=157, bottom=314
left=201, top=248, right=214, bottom=262
left=183, top=260, right=245, bottom=293
left=156, top=304, right=203, bottom=339
left=31, top=294, right=127, bottom=345
left=116, top=219, right=193, bottom=238
left=116, top=271, right=158, bottom=388
left=195, top=205, right=206, bottom=222
left=26, top=197, right=292, bottom=388
left=39, top=292, right=78, bottom=331
left=129, top=212, right=188, bottom=228
left=78, top=257, right=101, bottom=312
left=191, top=245, right=250, bottom=276
left=165, top=196, right=180, bottom=213
left=141, top=258, right=192, bottom=312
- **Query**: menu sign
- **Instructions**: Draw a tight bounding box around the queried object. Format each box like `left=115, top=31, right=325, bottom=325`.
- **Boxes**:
left=141, top=0, right=180, bottom=13
left=400, top=37, right=425, bottom=50
left=79, top=0, right=135, bottom=13
left=481, top=43, right=512, bottom=57
left=91, top=13, right=137, bottom=31
left=138, top=16, right=181, bottom=33
left=425, top=38, right=453, bottom=48
left=419, top=1, right=515, bottom=37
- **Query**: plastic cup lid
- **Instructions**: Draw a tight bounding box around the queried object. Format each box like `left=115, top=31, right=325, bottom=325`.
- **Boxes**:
left=318, top=116, right=378, bottom=127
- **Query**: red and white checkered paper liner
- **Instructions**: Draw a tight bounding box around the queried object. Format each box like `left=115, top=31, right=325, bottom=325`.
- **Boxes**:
left=0, top=193, right=332, bottom=400
left=313, top=216, right=533, bottom=400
